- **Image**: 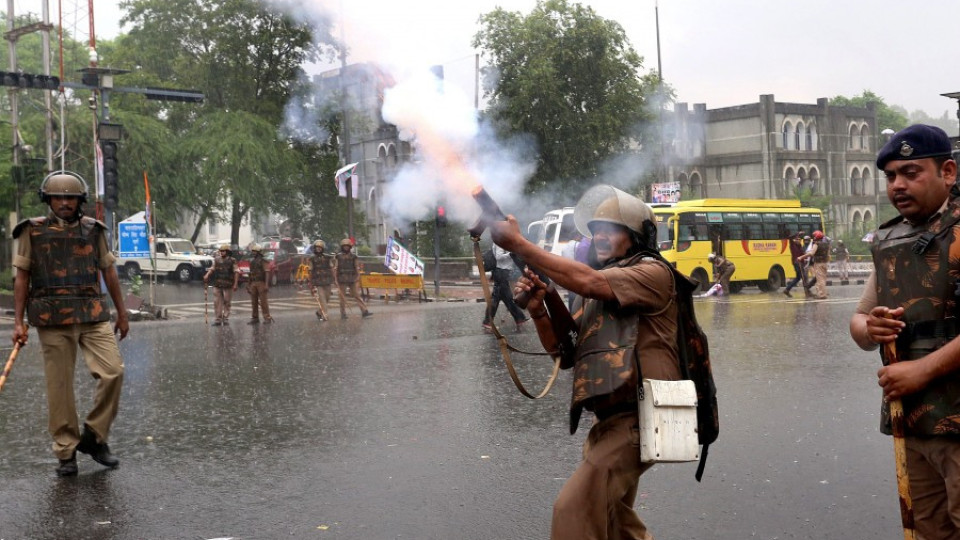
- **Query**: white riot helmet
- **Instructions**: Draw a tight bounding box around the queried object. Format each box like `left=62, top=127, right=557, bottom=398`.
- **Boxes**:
left=574, top=185, right=657, bottom=250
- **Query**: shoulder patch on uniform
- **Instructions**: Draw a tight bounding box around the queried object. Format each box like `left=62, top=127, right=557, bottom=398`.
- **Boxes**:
left=12, top=217, right=44, bottom=238
left=80, top=216, right=107, bottom=230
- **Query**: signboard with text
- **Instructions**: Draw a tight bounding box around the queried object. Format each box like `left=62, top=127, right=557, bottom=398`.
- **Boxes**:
left=118, top=222, right=150, bottom=257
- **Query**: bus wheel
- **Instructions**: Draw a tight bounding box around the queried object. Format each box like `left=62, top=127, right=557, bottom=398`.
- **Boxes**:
left=758, top=266, right=785, bottom=292
left=730, top=282, right=744, bottom=294
left=691, top=268, right=710, bottom=293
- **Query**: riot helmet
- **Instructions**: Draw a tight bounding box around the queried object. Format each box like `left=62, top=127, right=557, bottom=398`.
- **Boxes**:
left=314, top=240, right=325, bottom=250
left=39, top=171, right=88, bottom=204
left=250, top=243, right=263, bottom=252
left=340, top=238, right=352, bottom=248
left=573, top=185, right=657, bottom=253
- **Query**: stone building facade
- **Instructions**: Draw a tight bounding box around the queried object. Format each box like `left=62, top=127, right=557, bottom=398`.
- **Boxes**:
left=667, top=95, right=884, bottom=236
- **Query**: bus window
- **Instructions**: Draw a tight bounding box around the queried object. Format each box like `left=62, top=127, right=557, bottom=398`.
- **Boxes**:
left=657, top=219, right=674, bottom=251
left=725, top=223, right=745, bottom=240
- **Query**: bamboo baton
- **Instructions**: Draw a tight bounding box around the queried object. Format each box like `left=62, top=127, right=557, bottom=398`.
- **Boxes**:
left=0, top=339, right=25, bottom=394
left=204, top=284, right=209, bottom=324
left=883, top=319, right=917, bottom=540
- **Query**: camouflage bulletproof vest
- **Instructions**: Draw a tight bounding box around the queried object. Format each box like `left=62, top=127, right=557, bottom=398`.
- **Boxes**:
left=311, top=254, right=334, bottom=286
left=249, top=256, right=267, bottom=283
left=213, top=256, right=236, bottom=288
left=336, top=252, right=359, bottom=283
left=568, top=253, right=655, bottom=431
left=19, top=216, right=111, bottom=327
left=870, top=197, right=960, bottom=436
left=813, top=239, right=830, bottom=263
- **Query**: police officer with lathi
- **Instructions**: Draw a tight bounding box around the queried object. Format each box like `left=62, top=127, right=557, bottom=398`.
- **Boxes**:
left=10, top=171, right=128, bottom=477
left=850, top=124, right=960, bottom=539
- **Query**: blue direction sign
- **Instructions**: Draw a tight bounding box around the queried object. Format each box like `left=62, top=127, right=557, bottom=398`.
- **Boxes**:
left=118, top=222, right=150, bottom=257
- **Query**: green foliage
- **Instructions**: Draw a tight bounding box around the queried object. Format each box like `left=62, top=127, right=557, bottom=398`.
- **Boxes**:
left=474, top=0, right=654, bottom=195
left=129, top=274, right=143, bottom=297
left=829, top=90, right=909, bottom=132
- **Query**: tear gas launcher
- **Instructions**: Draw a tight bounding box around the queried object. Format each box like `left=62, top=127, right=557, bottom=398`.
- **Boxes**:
left=468, top=185, right=577, bottom=364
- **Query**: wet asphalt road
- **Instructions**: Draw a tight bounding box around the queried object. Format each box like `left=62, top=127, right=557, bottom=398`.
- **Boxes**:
left=0, top=284, right=907, bottom=540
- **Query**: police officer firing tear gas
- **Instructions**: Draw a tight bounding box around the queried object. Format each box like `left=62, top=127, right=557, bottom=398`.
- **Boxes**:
left=488, top=185, right=688, bottom=540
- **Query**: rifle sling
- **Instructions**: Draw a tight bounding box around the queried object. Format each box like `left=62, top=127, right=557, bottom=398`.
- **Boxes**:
left=473, top=240, right=561, bottom=399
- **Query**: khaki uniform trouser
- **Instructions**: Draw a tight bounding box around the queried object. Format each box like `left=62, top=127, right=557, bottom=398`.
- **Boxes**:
left=248, top=281, right=271, bottom=320
left=312, top=283, right=332, bottom=315
left=37, top=321, right=124, bottom=460
left=906, top=436, right=960, bottom=539
left=551, top=412, right=653, bottom=540
left=338, top=281, right=368, bottom=315
left=812, top=262, right=828, bottom=298
left=213, top=286, right=233, bottom=320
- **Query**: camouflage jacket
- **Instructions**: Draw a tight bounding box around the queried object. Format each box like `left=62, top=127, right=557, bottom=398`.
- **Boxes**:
left=568, top=253, right=677, bottom=433
left=249, top=256, right=267, bottom=283
left=212, top=256, right=237, bottom=288
left=13, top=215, right=111, bottom=327
left=310, top=254, right=335, bottom=286
left=336, top=252, right=359, bottom=284
left=870, top=196, right=960, bottom=436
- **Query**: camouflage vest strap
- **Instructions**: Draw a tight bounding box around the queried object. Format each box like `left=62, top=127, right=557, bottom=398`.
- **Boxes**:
left=249, top=257, right=267, bottom=283
left=812, top=240, right=830, bottom=263
left=26, top=216, right=110, bottom=327
left=311, top=255, right=334, bottom=286
left=871, top=197, right=960, bottom=436
left=336, top=252, right=359, bottom=283
left=213, top=257, right=235, bottom=288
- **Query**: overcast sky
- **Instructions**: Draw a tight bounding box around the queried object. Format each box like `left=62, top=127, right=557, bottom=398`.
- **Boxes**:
left=87, top=0, right=960, bottom=126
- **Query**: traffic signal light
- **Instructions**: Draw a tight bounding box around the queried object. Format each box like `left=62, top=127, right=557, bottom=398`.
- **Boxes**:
left=0, top=72, right=59, bottom=90
left=101, top=141, right=119, bottom=210
left=436, top=205, right=447, bottom=227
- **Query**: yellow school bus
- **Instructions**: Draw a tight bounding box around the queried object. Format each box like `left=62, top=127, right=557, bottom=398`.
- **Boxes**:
left=653, top=199, right=824, bottom=293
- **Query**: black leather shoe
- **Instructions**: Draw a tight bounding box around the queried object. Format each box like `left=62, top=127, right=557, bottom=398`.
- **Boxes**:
left=77, top=429, right=119, bottom=468
left=56, top=453, right=78, bottom=477
left=247, top=318, right=260, bottom=325
left=362, top=311, right=373, bottom=318
left=341, top=314, right=348, bottom=320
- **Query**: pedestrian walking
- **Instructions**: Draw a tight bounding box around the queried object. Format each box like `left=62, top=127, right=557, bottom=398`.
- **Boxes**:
left=783, top=232, right=811, bottom=297
left=798, top=230, right=829, bottom=299
left=481, top=243, right=528, bottom=333
left=833, top=239, right=850, bottom=281
left=246, top=243, right=273, bottom=324
left=490, top=184, right=684, bottom=540
left=708, top=252, right=735, bottom=296
left=10, top=171, right=127, bottom=477
left=849, top=124, right=960, bottom=539
left=305, top=240, right=335, bottom=320
left=203, top=244, right=239, bottom=325
left=335, top=239, right=372, bottom=320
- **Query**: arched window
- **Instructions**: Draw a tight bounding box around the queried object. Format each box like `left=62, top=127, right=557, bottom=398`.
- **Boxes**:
left=849, top=125, right=858, bottom=149
left=783, top=122, right=793, bottom=149
left=690, top=172, right=703, bottom=198
left=860, top=125, right=869, bottom=151
left=808, top=124, right=818, bottom=151
left=862, top=167, right=872, bottom=196
left=809, top=168, right=821, bottom=195
left=850, top=169, right=862, bottom=196
left=795, top=122, right=803, bottom=151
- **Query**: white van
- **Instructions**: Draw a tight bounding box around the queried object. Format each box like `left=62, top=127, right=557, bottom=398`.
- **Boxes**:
left=539, top=207, right=577, bottom=256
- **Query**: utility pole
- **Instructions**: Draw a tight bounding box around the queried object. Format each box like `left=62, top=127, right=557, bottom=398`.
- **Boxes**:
left=338, top=0, right=354, bottom=241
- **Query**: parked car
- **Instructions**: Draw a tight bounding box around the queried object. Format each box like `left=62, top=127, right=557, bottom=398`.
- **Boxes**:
left=237, top=247, right=300, bottom=286
left=116, top=237, right=214, bottom=283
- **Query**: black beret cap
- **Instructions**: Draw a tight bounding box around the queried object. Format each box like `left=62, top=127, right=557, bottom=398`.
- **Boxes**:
left=877, top=124, right=953, bottom=169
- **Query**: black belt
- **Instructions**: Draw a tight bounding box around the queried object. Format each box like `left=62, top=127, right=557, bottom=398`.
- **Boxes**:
left=594, top=401, right=637, bottom=421
left=897, top=319, right=960, bottom=351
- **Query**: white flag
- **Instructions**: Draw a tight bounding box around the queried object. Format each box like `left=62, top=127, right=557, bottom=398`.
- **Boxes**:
left=335, top=162, right=359, bottom=199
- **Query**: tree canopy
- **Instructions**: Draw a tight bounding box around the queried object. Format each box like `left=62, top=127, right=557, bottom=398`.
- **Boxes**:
left=829, top=90, right=909, bottom=133
left=474, top=0, right=657, bottom=196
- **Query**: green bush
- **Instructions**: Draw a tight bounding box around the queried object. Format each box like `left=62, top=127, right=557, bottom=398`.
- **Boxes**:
left=0, top=267, right=11, bottom=293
